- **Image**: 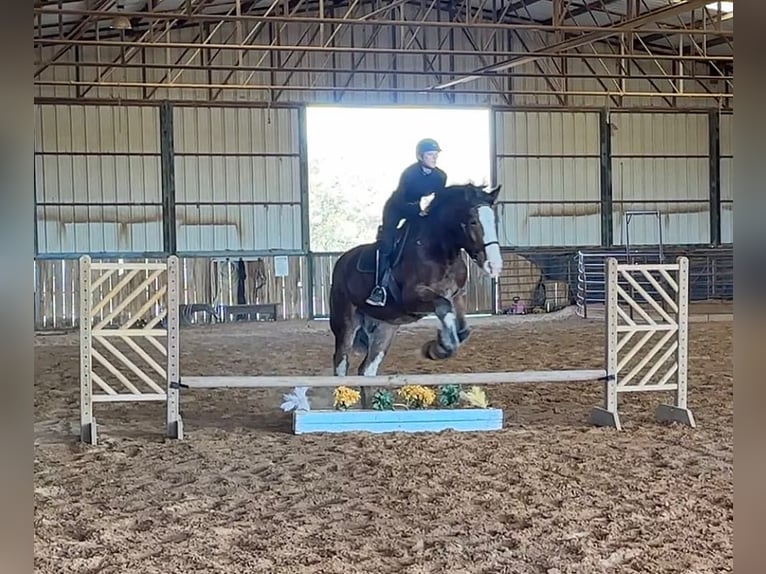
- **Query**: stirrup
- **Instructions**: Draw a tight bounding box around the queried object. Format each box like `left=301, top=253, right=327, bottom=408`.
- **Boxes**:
left=366, top=286, right=387, bottom=307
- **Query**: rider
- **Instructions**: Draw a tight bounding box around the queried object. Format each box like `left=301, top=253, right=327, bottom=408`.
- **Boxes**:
left=366, top=138, right=448, bottom=307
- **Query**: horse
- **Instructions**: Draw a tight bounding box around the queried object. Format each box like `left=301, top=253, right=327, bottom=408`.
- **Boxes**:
left=328, top=182, right=503, bottom=404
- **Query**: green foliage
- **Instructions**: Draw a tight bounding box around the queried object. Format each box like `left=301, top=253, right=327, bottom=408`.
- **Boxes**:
left=308, top=159, right=385, bottom=252
left=371, top=389, right=395, bottom=410
left=437, top=384, right=462, bottom=408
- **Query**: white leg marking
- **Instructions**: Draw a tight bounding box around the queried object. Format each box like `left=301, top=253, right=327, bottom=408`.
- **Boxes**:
left=335, top=357, right=348, bottom=377
left=441, top=311, right=459, bottom=348
left=478, top=205, right=503, bottom=278
left=363, top=352, right=385, bottom=376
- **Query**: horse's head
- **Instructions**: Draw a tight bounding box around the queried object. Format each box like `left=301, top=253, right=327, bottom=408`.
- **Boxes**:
left=426, top=183, right=503, bottom=278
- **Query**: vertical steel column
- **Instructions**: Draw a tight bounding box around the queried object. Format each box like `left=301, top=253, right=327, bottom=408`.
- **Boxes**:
left=298, top=105, right=314, bottom=319
left=489, top=107, right=499, bottom=313
left=159, top=101, right=177, bottom=255
left=599, top=109, right=614, bottom=247
left=709, top=110, right=722, bottom=246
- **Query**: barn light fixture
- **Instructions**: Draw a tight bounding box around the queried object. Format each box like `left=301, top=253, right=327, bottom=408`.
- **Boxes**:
left=110, top=15, right=132, bottom=29
left=110, top=1, right=132, bottom=30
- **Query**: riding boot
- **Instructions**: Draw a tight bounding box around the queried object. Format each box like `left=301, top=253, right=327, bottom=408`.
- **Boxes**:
left=366, top=250, right=390, bottom=306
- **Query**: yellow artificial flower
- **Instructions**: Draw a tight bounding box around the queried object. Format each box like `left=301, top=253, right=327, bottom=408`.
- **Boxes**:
left=398, top=385, right=436, bottom=408
left=333, top=386, right=360, bottom=410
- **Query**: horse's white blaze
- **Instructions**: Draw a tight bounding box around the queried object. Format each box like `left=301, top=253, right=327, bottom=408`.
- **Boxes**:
left=478, top=205, right=502, bottom=278
left=335, top=357, right=348, bottom=376
left=363, top=352, right=385, bottom=376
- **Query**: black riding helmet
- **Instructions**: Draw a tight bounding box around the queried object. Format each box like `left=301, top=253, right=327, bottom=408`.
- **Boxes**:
left=416, top=138, right=442, bottom=158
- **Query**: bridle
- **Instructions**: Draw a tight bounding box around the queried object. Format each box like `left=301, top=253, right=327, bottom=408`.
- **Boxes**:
left=460, top=204, right=499, bottom=261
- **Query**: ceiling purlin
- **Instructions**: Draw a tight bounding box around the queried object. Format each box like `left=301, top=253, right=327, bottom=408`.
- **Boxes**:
left=32, top=0, right=733, bottom=102
left=424, top=0, right=723, bottom=90
left=35, top=0, right=117, bottom=77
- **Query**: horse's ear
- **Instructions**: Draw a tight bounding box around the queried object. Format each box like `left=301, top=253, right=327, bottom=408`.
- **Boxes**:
left=486, top=184, right=501, bottom=204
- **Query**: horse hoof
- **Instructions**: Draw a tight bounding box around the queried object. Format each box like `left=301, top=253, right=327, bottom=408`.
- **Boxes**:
left=422, top=340, right=452, bottom=360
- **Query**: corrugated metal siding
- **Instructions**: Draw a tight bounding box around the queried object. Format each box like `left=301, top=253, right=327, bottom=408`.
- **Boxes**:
left=494, top=111, right=601, bottom=246
left=610, top=112, right=710, bottom=245
left=173, top=106, right=303, bottom=253
left=34, top=103, right=163, bottom=254
left=719, top=113, right=733, bottom=244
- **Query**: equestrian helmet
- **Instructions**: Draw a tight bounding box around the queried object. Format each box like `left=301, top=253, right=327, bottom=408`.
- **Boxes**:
left=416, top=138, right=442, bottom=157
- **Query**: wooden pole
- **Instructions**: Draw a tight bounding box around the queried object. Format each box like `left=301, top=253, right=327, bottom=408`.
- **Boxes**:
left=180, top=369, right=609, bottom=390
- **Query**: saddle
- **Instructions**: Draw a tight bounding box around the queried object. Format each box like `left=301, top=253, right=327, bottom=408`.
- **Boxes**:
left=356, top=222, right=411, bottom=274
left=356, top=222, right=412, bottom=304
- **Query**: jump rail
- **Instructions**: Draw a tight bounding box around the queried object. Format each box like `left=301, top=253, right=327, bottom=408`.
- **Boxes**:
left=78, top=255, right=693, bottom=443
left=179, top=370, right=608, bottom=389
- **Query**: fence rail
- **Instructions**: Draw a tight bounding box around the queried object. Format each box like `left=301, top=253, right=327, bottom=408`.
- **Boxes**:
left=33, top=246, right=733, bottom=329
left=576, top=247, right=733, bottom=318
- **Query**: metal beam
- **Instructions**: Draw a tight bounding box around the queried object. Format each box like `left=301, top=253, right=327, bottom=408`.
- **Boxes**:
left=34, top=37, right=732, bottom=61
left=35, top=0, right=116, bottom=77
left=428, top=0, right=716, bottom=91
left=34, top=79, right=734, bottom=99
left=32, top=59, right=734, bottom=81
left=33, top=5, right=734, bottom=36
left=541, top=0, right=623, bottom=24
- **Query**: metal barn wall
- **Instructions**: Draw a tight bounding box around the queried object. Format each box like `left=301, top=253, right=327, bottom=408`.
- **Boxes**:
left=610, top=111, right=710, bottom=246
left=719, top=112, right=733, bottom=244
left=173, top=105, right=304, bottom=253
left=494, top=110, right=602, bottom=246
left=34, top=103, right=163, bottom=256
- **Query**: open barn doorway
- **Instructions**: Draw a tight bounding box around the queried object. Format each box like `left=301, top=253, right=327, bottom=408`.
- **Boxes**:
left=306, top=106, right=492, bottom=252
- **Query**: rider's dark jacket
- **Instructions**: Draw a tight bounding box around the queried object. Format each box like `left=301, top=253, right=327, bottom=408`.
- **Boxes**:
left=378, top=162, right=447, bottom=252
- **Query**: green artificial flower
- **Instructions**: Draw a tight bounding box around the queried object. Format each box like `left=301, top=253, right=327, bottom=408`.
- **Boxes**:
left=371, top=389, right=395, bottom=410
left=438, top=384, right=462, bottom=408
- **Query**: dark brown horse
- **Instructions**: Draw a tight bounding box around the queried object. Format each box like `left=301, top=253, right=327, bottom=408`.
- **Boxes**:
left=328, top=183, right=503, bottom=399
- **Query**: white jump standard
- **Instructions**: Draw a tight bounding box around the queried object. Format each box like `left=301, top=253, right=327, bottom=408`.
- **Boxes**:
left=77, top=255, right=695, bottom=444
left=590, top=257, right=694, bottom=430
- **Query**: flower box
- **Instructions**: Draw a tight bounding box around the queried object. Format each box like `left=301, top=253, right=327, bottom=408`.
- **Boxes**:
left=292, top=407, right=503, bottom=434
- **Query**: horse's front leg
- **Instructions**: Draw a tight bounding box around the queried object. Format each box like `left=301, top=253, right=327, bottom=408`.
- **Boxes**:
left=422, top=296, right=460, bottom=360
left=453, top=290, right=471, bottom=344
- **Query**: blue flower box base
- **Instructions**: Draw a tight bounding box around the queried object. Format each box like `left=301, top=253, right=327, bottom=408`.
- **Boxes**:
left=292, top=408, right=503, bottom=434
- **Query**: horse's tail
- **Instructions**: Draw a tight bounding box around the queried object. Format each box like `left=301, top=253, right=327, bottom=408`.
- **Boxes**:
left=352, top=326, right=368, bottom=353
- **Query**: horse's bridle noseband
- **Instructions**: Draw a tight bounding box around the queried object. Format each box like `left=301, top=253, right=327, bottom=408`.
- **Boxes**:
left=460, top=211, right=499, bottom=261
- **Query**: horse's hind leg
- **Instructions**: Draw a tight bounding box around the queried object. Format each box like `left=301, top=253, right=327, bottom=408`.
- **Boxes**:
left=357, top=320, right=398, bottom=407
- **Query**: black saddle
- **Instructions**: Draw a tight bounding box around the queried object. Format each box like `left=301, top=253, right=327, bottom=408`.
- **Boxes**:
left=356, top=222, right=411, bottom=274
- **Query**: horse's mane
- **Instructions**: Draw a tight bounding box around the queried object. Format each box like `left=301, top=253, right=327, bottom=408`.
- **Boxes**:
left=422, top=182, right=484, bottom=218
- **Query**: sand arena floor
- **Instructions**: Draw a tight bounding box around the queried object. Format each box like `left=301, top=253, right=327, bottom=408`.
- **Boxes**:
left=34, top=311, right=732, bottom=573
